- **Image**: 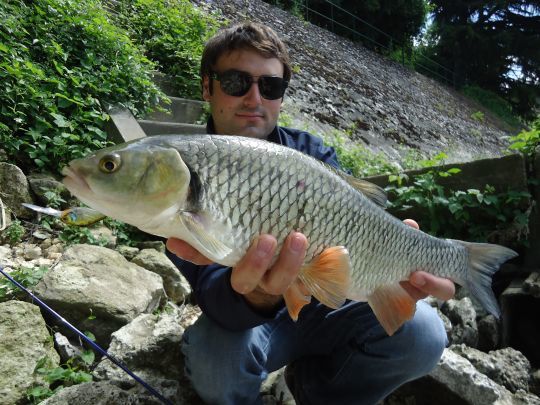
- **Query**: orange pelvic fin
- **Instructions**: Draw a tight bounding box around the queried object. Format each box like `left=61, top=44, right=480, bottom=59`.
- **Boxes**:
left=299, top=246, right=351, bottom=310
left=367, top=284, right=417, bottom=336
left=283, top=281, right=312, bottom=321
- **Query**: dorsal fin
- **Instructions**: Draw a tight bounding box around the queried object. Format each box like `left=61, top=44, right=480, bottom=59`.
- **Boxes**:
left=326, top=165, right=387, bottom=207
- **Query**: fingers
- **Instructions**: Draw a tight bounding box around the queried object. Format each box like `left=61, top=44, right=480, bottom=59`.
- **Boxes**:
left=261, top=232, right=307, bottom=295
left=166, top=238, right=213, bottom=265
left=230, top=232, right=307, bottom=296
left=408, top=271, right=456, bottom=301
left=403, top=218, right=419, bottom=230
left=230, top=234, right=277, bottom=294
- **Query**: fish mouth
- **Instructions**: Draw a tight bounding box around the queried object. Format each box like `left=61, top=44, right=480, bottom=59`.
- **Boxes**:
left=62, top=165, right=91, bottom=197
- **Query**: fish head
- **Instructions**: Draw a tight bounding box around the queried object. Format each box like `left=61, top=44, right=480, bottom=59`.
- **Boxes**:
left=62, top=141, right=190, bottom=226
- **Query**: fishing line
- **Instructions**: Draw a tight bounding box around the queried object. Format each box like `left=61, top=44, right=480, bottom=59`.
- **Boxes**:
left=0, top=265, right=173, bottom=405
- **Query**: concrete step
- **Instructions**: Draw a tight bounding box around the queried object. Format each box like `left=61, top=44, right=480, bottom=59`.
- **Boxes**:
left=138, top=120, right=206, bottom=136
left=144, top=97, right=206, bottom=124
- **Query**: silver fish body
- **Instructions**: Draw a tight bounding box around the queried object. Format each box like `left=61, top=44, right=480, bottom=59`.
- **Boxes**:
left=62, top=134, right=517, bottom=334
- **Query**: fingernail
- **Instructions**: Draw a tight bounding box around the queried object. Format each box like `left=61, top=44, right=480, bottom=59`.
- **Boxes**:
left=411, top=275, right=425, bottom=287
left=256, top=238, right=274, bottom=258
left=289, top=233, right=305, bottom=253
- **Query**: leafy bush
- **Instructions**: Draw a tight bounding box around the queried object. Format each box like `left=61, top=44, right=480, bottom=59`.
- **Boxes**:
left=386, top=169, right=531, bottom=245
left=0, top=0, right=164, bottom=173
left=508, top=118, right=540, bottom=158
left=112, top=0, right=222, bottom=99
left=0, top=266, right=49, bottom=302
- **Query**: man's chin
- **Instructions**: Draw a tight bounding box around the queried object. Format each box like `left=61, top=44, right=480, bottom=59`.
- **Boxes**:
left=236, top=126, right=271, bottom=139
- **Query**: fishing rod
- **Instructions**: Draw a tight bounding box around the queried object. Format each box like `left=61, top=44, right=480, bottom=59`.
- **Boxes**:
left=0, top=265, right=174, bottom=405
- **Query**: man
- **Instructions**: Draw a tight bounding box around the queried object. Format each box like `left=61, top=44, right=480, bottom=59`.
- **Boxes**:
left=166, top=22, right=453, bottom=404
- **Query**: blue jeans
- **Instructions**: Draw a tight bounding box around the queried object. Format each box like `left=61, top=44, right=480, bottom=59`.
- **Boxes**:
left=182, top=300, right=447, bottom=405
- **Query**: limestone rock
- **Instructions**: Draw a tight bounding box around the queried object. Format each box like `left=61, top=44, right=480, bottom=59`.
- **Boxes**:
left=0, top=301, right=60, bottom=405
left=451, top=344, right=531, bottom=393
left=131, top=249, right=191, bottom=303
left=441, top=297, right=478, bottom=347
left=430, top=349, right=514, bottom=404
left=34, top=244, right=166, bottom=346
left=0, top=163, right=33, bottom=219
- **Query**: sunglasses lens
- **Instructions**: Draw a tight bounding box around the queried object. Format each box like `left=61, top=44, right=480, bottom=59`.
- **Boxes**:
left=219, top=71, right=251, bottom=97
left=214, top=70, right=287, bottom=100
left=259, top=76, right=286, bottom=100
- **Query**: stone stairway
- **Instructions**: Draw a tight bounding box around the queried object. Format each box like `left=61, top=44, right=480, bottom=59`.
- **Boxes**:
left=105, top=72, right=207, bottom=143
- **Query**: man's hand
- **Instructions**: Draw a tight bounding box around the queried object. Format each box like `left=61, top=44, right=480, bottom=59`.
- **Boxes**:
left=399, top=219, right=456, bottom=301
left=166, top=232, right=307, bottom=312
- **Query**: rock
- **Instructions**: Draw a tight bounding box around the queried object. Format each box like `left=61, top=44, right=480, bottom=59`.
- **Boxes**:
left=136, top=240, right=166, bottom=252
left=22, top=243, right=42, bottom=260
left=451, top=344, right=531, bottom=393
left=531, top=369, right=540, bottom=397
left=26, top=173, right=71, bottom=207
left=54, top=332, right=83, bottom=364
left=34, top=244, right=166, bottom=346
left=524, top=272, right=540, bottom=298
left=0, top=163, right=33, bottom=219
left=441, top=297, right=478, bottom=347
left=261, top=367, right=295, bottom=405
left=132, top=249, right=191, bottom=303
left=88, top=225, right=117, bottom=248
left=0, top=301, right=60, bottom=405
left=93, top=303, right=200, bottom=404
left=477, top=314, right=500, bottom=352
left=39, top=380, right=163, bottom=405
left=116, top=245, right=140, bottom=261
left=430, top=348, right=514, bottom=404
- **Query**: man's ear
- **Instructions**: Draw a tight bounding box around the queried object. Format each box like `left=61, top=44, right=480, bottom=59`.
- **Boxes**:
left=202, top=76, right=211, bottom=101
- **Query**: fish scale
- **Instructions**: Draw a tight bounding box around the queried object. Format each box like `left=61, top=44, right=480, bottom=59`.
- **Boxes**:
left=62, top=134, right=518, bottom=335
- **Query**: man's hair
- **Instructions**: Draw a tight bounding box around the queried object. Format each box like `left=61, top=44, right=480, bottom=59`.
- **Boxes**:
left=200, top=22, right=292, bottom=83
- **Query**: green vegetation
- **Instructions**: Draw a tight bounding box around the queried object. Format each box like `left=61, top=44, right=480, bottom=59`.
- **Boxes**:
left=112, top=0, right=222, bottom=99
left=1, top=220, right=26, bottom=245
left=462, top=86, right=521, bottom=128
left=0, top=0, right=162, bottom=173
left=508, top=118, right=540, bottom=158
left=0, top=266, right=49, bottom=302
left=386, top=169, right=531, bottom=245
left=0, top=0, right=221, bottom=174
left=28, top=351, right=94, bottom=403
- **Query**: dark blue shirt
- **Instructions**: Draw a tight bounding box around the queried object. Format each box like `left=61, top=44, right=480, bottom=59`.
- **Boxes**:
left=166, top=123, right=341, bottom=331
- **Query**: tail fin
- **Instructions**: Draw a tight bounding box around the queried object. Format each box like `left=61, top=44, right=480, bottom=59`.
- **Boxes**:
left=451, top=240, right=518, bottom=318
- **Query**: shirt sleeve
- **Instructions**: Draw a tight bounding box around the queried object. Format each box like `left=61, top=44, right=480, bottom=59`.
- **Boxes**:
left=166, top=251, right=285, bottom=331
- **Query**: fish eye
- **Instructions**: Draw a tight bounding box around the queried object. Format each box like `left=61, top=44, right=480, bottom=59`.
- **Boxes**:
left=99, top=153, right=121, bottom=173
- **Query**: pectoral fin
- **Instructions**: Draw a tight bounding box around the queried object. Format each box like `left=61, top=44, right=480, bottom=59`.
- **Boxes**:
left=299, top=246, right=351, bottom=310
left=179, top=212, right=233, bottom=261
left=367, top=284, right=416, bottom=336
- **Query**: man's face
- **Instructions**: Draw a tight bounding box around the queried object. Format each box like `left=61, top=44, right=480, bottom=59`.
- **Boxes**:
left=202, top=49, right=284, bottom=139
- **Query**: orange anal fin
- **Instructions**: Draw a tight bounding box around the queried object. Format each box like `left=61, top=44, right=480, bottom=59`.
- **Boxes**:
left=367, top=284, right=417, bottom=336
left=300, top=246, right=351, bottom=310
left=283, top=281, right=311, bottom=321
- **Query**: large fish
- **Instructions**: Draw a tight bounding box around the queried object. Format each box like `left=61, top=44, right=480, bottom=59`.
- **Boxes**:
left=62, top=134, right=517, bottom=335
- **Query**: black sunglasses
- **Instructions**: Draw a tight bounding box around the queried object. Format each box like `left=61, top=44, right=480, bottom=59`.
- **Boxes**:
left=210, top=69, right=288, bottom=100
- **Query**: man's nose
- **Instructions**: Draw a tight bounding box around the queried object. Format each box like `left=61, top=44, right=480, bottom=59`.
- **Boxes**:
left=243, top=81, right=263, bottom=106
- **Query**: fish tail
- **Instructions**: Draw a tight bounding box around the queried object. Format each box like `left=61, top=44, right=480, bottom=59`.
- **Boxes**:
left=451, top=240, right=518, bottom=317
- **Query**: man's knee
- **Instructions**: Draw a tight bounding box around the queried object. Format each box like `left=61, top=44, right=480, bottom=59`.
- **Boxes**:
left=399, top=300, right=448, bottom=377
left=181, top=315, right=266, bottom=402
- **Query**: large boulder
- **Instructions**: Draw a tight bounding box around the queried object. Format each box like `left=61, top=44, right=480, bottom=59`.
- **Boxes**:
left=34, top=244, right=166, bottom=346
left=451, top=344, right=531, bottom=393
left=0, top=162, right=33, bottom=219
left=0, top=301, right=60, bottom=405
left=131, top=248, right=191, bottom=304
